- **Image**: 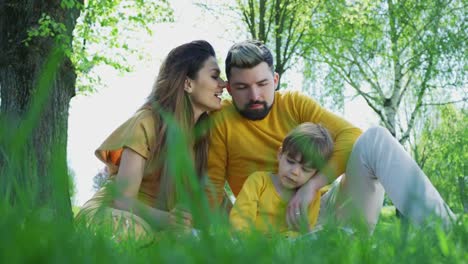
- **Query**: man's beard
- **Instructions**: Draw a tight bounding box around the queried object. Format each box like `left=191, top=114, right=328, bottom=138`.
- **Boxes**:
left=235, top=100, right=272, bottom=120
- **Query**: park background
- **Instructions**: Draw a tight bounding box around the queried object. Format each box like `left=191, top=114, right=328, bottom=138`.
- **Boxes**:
left=68, top=0, right=383, bottom=207
left=1, top=0, right=466, bottom=262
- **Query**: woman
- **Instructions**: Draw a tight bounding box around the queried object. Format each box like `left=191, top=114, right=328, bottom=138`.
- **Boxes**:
left=76, top=40, right=226, bottom=241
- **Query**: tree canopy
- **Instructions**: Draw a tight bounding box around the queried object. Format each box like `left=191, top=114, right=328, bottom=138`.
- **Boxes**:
left=415, top=105, right=467, bottom=212
left=302, top=0, right=466, bottom=143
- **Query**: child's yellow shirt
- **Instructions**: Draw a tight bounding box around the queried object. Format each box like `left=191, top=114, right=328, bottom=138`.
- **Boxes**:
left=230, top=171, right=326, bottom=234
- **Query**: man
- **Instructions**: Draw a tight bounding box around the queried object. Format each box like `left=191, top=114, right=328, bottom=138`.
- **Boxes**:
left=207, top=40, right=361, bottom=229
left=207, top=40, right=454, bottom=232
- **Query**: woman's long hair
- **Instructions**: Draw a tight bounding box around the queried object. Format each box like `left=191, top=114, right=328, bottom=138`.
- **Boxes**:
left=142, top=40, right=215, bottom=211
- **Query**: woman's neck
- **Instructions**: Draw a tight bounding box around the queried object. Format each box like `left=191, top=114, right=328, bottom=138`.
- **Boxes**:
left=192, top=104, right=204, bottom=123
left=193, top=110, right=202, bottom=123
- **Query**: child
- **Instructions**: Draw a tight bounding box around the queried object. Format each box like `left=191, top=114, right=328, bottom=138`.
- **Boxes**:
left=230, top=123, right=334, bottom=235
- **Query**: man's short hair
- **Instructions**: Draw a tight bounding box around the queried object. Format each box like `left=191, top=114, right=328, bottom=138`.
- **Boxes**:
left=281, top=123, right=334, bottom=170
left=225, top=40, right=274, bottom=79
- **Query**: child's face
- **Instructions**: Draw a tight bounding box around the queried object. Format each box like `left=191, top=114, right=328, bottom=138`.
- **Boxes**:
left=277, top=151, right=318, bottom=189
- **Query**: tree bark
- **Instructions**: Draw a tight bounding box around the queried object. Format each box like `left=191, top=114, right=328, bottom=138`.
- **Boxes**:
left=0, top=0, right=82, bottom=219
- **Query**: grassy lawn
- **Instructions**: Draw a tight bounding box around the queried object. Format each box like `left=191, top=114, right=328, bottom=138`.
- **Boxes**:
left=2, top=203, right=466, bottom=263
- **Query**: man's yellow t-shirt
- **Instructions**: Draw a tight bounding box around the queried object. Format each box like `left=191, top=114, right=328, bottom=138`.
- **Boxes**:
left=207, top=90, right=362, bottom=205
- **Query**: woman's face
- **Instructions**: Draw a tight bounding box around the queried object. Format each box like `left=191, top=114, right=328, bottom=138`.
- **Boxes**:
left=186, top=56, right=226, bottom=114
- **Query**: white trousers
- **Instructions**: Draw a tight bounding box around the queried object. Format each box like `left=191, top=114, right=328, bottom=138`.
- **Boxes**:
left=318, top=126, right=455, bottom=231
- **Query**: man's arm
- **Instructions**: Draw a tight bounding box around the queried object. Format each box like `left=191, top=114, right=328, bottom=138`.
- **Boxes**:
left=289, top=92, right=362, bottom=226
left=286, top=172, right=328, bottom=230
left=293, top=91, right=362, bottom=181
left=317, top=108, right=362, bottom=181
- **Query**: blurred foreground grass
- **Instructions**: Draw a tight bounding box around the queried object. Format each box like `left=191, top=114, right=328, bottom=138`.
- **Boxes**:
left=1, top=203, right=466, bottom=263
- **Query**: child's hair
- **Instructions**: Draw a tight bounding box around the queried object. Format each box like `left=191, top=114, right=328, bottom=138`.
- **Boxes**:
left=225, top=40, right=274, bottom=80
left=281, top=123, right=334, bottom=170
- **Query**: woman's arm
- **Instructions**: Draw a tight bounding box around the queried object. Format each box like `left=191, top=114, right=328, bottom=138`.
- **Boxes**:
left=112, top=148, right=191, bottom=230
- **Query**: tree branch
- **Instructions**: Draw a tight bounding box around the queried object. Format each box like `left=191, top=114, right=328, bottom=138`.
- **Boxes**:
left=349, top=50, right=386, bottom=99
left=422, top=97, right=468, bottom=106
left=349, top=47, right=386, bottom=98
left=399, top=53, right=434, bottom=144
left=396, top=70, right=414, bottom=107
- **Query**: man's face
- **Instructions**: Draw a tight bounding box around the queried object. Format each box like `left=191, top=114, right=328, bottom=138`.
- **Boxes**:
left=227, top=62, right=278, bottom=120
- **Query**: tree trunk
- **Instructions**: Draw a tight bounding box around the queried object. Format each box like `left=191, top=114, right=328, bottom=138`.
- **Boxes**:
left=0, top=1, right=82, bottom=219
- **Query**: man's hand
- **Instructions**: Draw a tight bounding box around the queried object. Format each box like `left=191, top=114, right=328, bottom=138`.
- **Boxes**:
left=286, top=182, right=316, bottom=231
left=286, top=172, right=328, bottom=231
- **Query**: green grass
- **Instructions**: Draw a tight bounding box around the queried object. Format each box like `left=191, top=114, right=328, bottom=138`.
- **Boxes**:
left=1, top=201, right=466, bottom=263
